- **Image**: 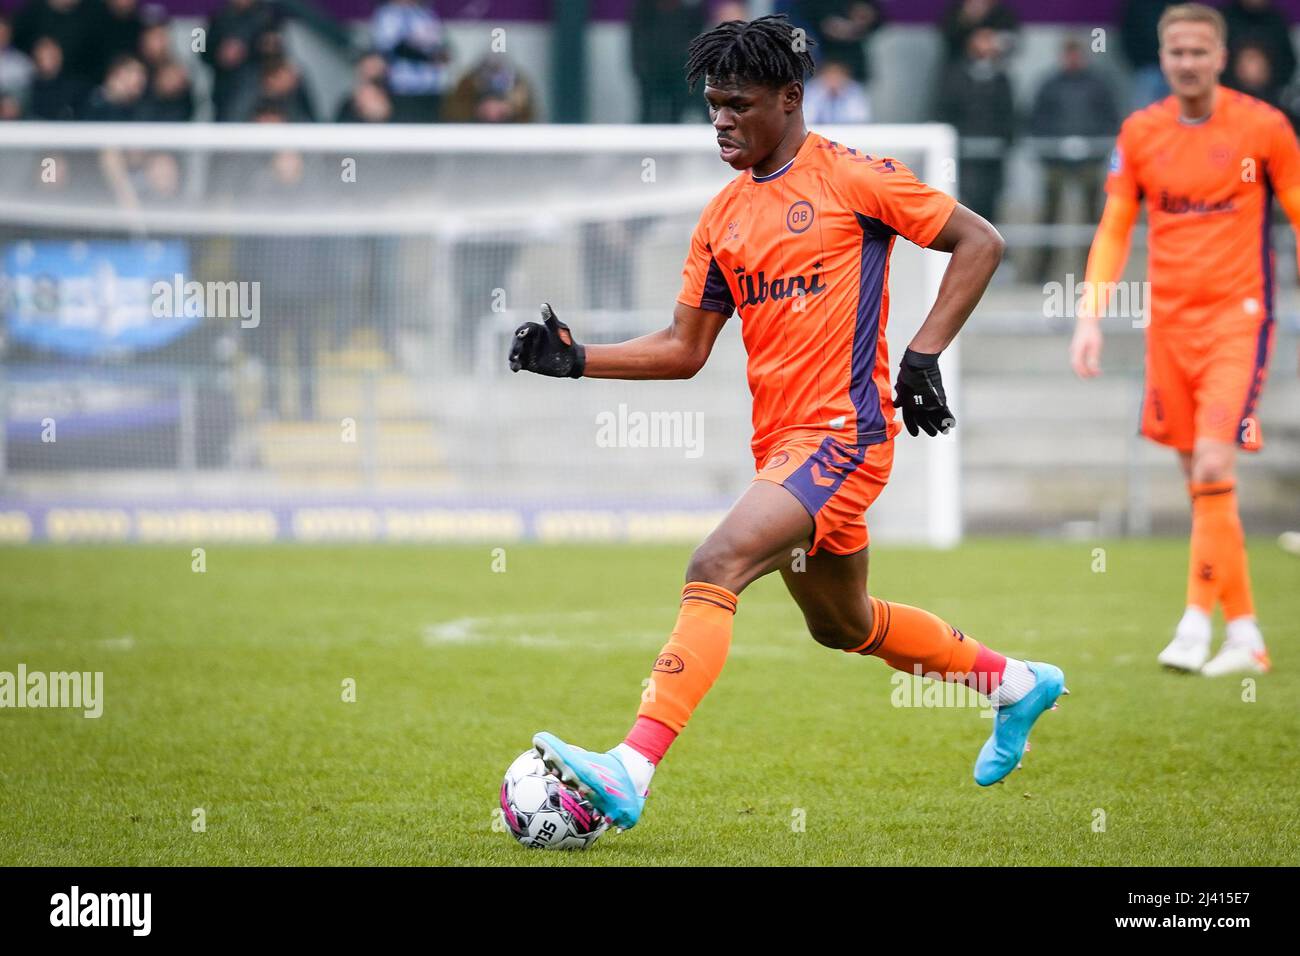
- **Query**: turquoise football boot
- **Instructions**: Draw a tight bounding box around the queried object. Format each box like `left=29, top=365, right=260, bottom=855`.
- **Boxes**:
left=974, top=661, right=1067, bottom=786
left=533, top=732, right=646, bottom=830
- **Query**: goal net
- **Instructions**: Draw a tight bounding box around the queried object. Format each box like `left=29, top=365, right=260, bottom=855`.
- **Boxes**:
left=0, top=122, right=959, bottom=546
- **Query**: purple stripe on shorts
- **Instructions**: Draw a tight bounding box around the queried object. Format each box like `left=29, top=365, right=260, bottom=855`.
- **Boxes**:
left=781, top=437, right=866, bottom=521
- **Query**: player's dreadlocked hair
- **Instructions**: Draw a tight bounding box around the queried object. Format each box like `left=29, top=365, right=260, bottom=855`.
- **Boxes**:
left=684, top=14, right=817, bottom=93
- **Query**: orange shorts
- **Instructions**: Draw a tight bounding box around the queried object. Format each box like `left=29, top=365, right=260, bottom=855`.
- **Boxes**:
left=753, top=433, right=894, bottom=556
left=1142, top=321, right=1273, bottom=453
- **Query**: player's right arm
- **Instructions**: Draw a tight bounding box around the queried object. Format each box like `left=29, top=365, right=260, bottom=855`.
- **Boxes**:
left=511, top=196, right=740, bottom=380
left=509, top=200, right=736, bottom=381
left=1071, top=118, right=1141, bottom=379
left=508, top=301, right=728, bottom=380
left=582, top=302, right=729, bottom=379
left=1069, top=194, right=1138, bottom=378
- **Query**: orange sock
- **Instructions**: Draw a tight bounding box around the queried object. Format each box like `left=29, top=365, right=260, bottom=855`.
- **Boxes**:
left=1188, top=480, right=1255, bottom=620
left=636, top=582, right=737, bottom=734
left=846, top=597, right=1003, bottom=691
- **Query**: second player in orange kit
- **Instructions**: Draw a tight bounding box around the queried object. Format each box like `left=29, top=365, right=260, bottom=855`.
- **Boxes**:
left=1071, top=2, right=1300, bottom=677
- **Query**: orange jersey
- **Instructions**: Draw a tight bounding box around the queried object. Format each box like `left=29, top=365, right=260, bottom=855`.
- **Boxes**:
left=676, top=130, right=957, bottom=460
left=1107, top=87, right=1300, bottom=332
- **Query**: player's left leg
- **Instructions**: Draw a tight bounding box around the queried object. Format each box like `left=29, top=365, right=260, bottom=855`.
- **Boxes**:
left=1150, top=326, right=1270, bottom=674
left=1186, top=438, right=1270, bottom=676
left=1143, top=330, right=1218, bottom=670
left=534, top=478, right=818, bottom=829
left=778, top=544, right=1066, bottom=786
left=1179, top=320, right=1272, bottom=677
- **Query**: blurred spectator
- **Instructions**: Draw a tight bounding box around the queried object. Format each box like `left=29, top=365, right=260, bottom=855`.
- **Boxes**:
left=254, top=26, right=289, bottom=60
left=630, top=0, right=706, bottom=123
left=83, top=53, right=148, bottom=121
left=711, top=0, right=748, bottom=23
left=139, top=60, right=195, bottom=121
left=1228, top=44, right=1278, bottom=107
left=371, top=0, right=451, bottom=123
left=1029, top=38, right=1121, bottom=283
left=337, top=81, right=392, bottom=122
left=0, top=91, right=21, bottom=120
left=100, top=143, right=184, bottom=210
left=28, top=36, right=86, bottom=119
left=581, top=217, right=652, bottom=315
left=793, top=1, right=883, bottom=85
left=137, top=17, right=196, bottom=121
left=1119, top=0, right=1173, bottom=109
left=338, top=50, right=404, bottom=360
left=132, top=151, right=182, bottom=202
left=236, top=105, right=327, bottom=418
left=941, top=0, right=1019, bottom=64
left=252, top=55, right=316, bottom=122
left=137, top=17, right=173, bottom=73
left=12, top=0, right=100, bottom=87
left=202, top=0, right=281, bottom=121
left=1280, top=60, right=1300, bottom=132
left=0, top=16, right=34, bottom=117
left=1225, top=0, right=1295, bottom=105
left=453, top=227, right=525, bottom=362
left=89, top=55, right=170, bottom=212
left=444, top=54, right=537, bottom=359
left=441, top=52, right=536, bottom=123
left=354, top=50, right=389, bottom=87
left=96, top=0, right=144, bottom=82
left=936, top=26, right=1015, bottom=222
left=803, top=58, right=871, bottom=124
left=246, top=108, right=309, bottom=195
left=335, top=53, right=393, bottom=121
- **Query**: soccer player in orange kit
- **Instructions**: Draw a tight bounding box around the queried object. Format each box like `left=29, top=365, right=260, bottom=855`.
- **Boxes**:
left=509, top=15, right=1066, bottom=831
left=1070, top=3, right=1300, bottom=677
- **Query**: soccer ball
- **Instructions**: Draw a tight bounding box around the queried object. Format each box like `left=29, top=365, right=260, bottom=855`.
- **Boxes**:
left=499, top=749, right=608, bottom=850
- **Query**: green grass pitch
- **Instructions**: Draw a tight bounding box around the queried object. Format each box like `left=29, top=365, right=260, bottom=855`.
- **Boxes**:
left=1, top=539, right=1297, bottom=866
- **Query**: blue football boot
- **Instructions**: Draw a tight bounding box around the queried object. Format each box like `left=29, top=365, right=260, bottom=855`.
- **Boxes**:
left=533, top=732, right=646, bottom=830
left=974, top=661, right=1067, bottom=786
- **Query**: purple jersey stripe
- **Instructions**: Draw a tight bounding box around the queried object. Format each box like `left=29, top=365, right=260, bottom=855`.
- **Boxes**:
left=850, top=213, right=894, bottom=443
left=701, top=247, right=736, bottom=315
left=1238, top=177, right=1276, bottom=441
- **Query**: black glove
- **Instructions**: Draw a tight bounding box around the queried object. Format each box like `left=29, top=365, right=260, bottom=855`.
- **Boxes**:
left=508, top=303, right=586, bottom=378
left=893, top=348, right=955, bottom=437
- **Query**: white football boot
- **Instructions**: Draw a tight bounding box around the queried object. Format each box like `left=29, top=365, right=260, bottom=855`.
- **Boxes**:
left=1202, top=618, right=1271, bottom=676
left=1157, top=607, right=1212, bottom=672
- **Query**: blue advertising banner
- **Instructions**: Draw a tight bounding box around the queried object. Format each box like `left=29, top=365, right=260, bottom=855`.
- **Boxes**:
left=2, top=240, right=196, bottom=359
